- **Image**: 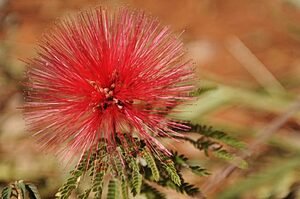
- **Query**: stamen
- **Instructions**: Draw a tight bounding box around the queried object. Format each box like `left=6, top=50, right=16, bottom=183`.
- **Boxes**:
left=103, top=88, right=109, bottom=93
left=90, top=81, right=124, bottom=111
left=87, top=80, right=102, bottom=93
left=117, top=104, right=123, bottom=109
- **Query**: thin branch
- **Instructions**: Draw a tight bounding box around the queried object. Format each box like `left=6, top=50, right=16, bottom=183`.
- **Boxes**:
left=226, top=36, right=285, bottom=94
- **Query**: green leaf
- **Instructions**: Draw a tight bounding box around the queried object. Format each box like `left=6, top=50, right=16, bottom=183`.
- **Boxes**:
left=189, top=165, right=210, bottom=176
left=25, top=183, right=41, bottom=199
left=92, top=164, right=107, bottom=199
left=1, top=186, right=12, bottom=199
left=78, top=150, right=97, bottom=172
left=179, top=182, right=200, bottom=197
left=78, top=188, right=91, bottom=199
left=171, top=151, right=210, bottom=176
left=213, top=149, right=233, bottom=161
left=131, top=171, right=142, bottom=196
left=16, top=180, right=26, bottom=199
left=107, top=179, right=119, bottom=199
left=172, top=151, right=189, bottom=166
left=121, top=179, right=130, bottom=199
left=189, top=124, right=245, bottom=149
left=56, top=175, right=81, bottom=198
left=128, top=157, right=142, bottom=196
left=56, top=150, right=96, bottom=199
left=142, top=149, right=160, bottom=181
left=213, top=150, right=248, bottom=169
left=141, top=183, right=166, bottom=199
left=162, top=159, right=181, bottom=186
left=189, top=86, right=218, bottom=96
left=112, top=152, right=126, bottom=179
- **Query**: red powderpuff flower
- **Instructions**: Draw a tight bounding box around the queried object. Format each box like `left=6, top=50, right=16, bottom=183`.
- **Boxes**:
left=23, top=7, right=194, bottom=159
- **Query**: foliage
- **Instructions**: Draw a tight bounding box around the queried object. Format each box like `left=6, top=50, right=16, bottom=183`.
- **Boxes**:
left=141, top=149, right=160, bottom=182
left=49, top=122, right=245, bottom=198
left=1, top=180, right=41, bottom=199
left=141, top=183, right=167, bottom=199
left=174, top=124, right=248, bottom=169
left=189, top=124, right=245, bottom=149
left=107, top=179, right=119, bottom=199
left=0, top=122, right=245, bottom=199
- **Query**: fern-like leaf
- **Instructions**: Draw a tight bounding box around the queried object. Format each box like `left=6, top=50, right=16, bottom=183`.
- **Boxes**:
left=162, top=159, right=181, bottom=186
left=213, top=149, right=234, bottom=161
left=131, top=171, right=143, bottom=196
left=56, top=151, right=91, bottom=199
left=16, top=180, right=26, bottom=199
left=56, top=174, right=81, bottom=199
left=171, top=151, right=209, bottom=176
left=25, top=183, right=41, bottom=199
left=1, top=186, right=12, bottom=199
left=142, top=149, right=160, bottom=181
left=171, top=151, right=188, bottom=167
left=213, top=150, right=248, bottom=169
left=189, top=124, right=245, bottom=149
left=178, top=133, right=248, bottom=169
left=78, top=188, right=91, bottom=199
left=189, top=86, right=217, bottom=96
left=107, top=179, right=119, bottom=199
left=129, top=157, right=142, bottom=196
left=141, top=183, right=166, bottom=199
left=121, top=179, right=130, bottom=199
left=179, top=182, right=200, bottom=197
left=92, top=164, right=107, bottom=199
left=189, top=165, right=210, bottom=176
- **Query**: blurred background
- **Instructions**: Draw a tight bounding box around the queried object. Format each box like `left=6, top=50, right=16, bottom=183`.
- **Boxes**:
left=1, top=0, right=300, bottom=198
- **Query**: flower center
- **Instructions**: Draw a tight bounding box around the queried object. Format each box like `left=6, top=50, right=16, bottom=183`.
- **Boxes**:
left=101, top=84, right=124, bottom=110
left=88, top=80, right=124, bottom=111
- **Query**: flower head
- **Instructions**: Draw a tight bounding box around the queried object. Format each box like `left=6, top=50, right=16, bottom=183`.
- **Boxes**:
left=23, top=7, right=194, bottom=159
